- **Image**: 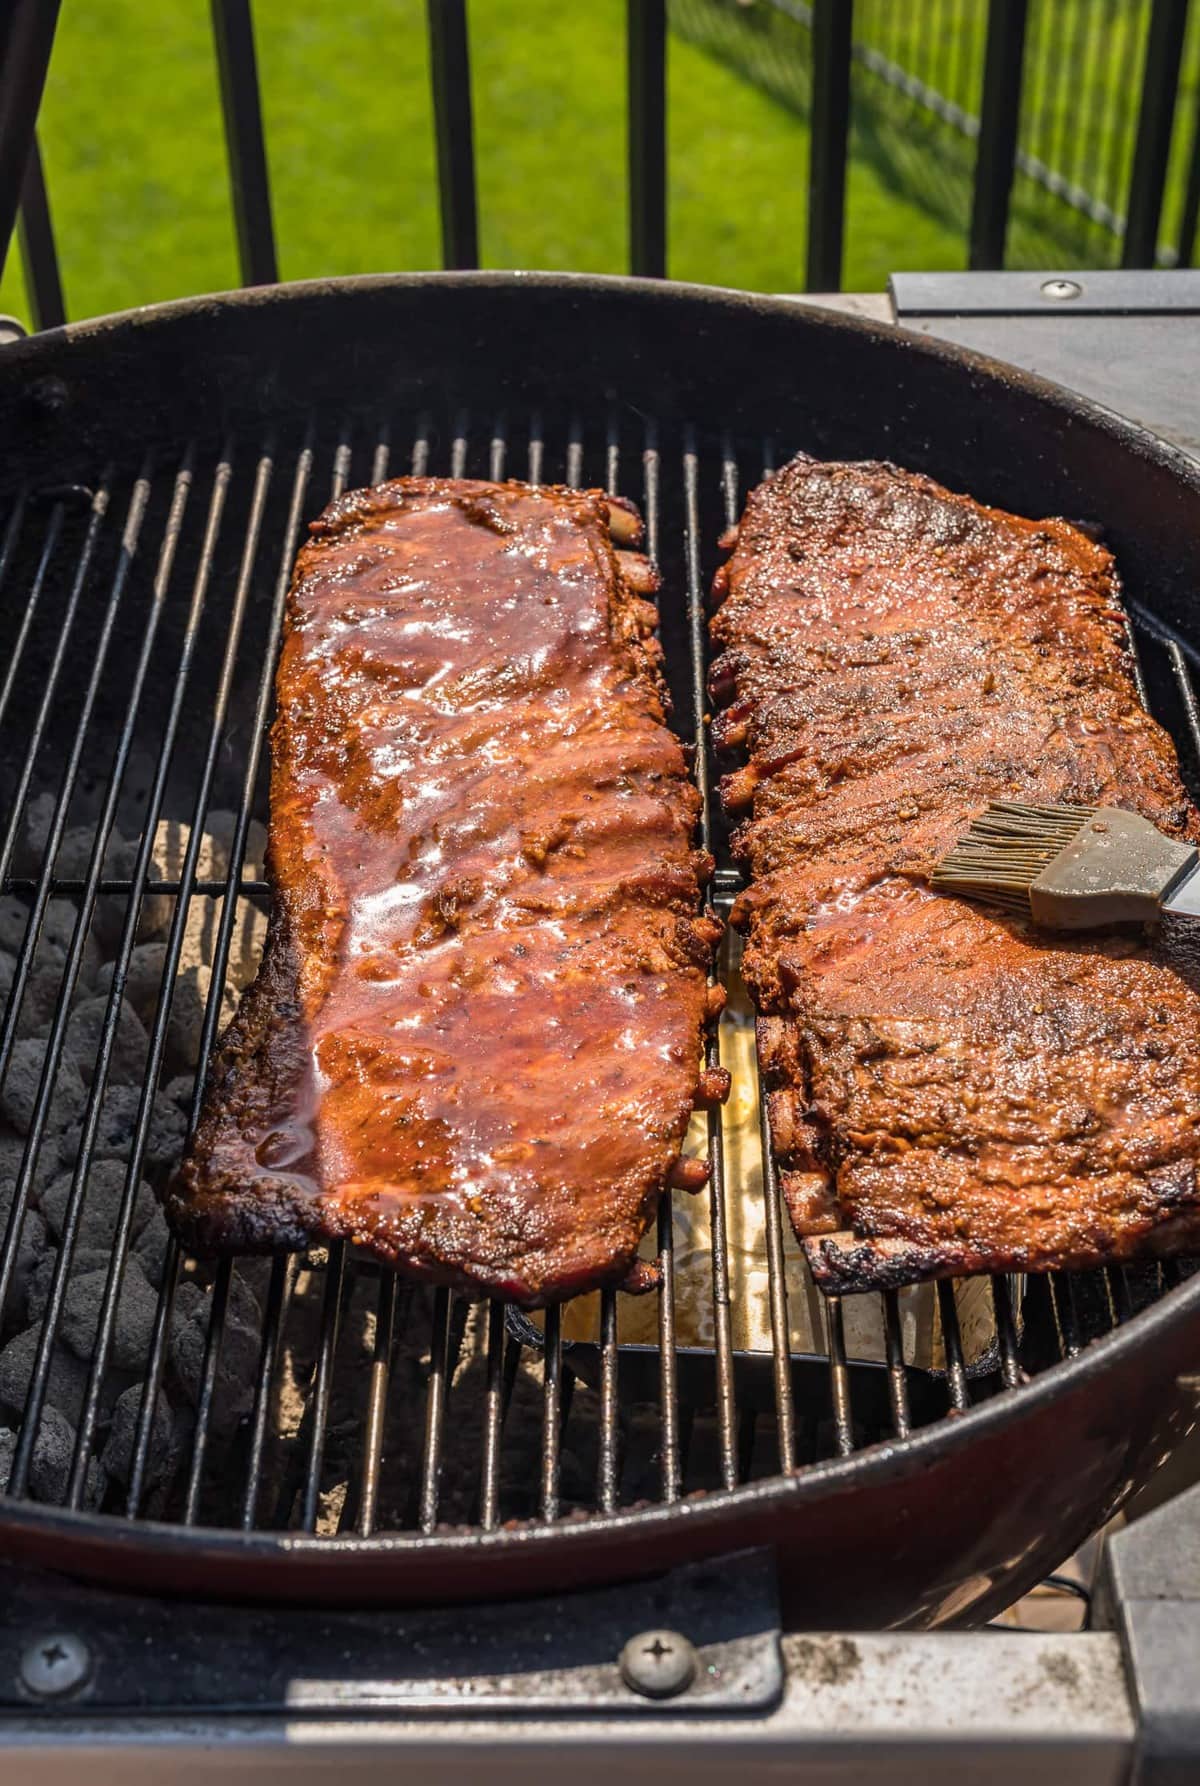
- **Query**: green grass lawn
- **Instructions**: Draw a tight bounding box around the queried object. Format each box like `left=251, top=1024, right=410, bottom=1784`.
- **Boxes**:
left=3, top=0, right=1196, bottom=329
left=0, top=0, right=966, bottom=326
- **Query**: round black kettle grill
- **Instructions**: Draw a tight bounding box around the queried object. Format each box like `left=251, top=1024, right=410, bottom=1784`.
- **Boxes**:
left=1, top=273, right=1199, bottom=1624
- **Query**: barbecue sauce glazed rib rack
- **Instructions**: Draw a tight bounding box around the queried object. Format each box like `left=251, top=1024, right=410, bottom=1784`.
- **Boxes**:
left=0, top=276, right=1199, bottom=1623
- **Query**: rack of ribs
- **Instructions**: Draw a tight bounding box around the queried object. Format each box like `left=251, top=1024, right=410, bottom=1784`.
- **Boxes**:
left=711, top=453, right=1200, bottom=1292
left=168, top=478, right=720, bottom=1306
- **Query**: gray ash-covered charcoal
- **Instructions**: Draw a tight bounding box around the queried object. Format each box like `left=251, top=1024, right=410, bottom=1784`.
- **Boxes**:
left=24, top=1248, right=115, bottom=1327
left=28, top=1404, right=105, bottom=1506
left=58, top=1258, right=159, bottom=1372
left=0, top=1040, right=87, bottom=1138
left=133, top=1210, right=170, bottom=1287
left=102, top=1382, right=179, bottom=1490
left=92, top=942, right=167, bottom=1026
left=65, top=995, right=149, bottom=1086
left=168, top=1274, right=259, bottom=1437
left=40, top=1159, right=156, bottom=1251
left=58, top=1083, right=186, bottom=1176
left=0, top=1326, right=90, bottom=1426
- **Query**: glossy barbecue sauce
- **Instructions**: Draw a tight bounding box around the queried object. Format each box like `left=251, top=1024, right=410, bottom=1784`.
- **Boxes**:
left=176, top=479, right=717, bottom=1303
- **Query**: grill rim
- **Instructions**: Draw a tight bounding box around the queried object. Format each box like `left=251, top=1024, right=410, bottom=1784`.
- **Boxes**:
left=3, top=271, right=1200, bottom=1611
left=0, top=1261, right=1196, bottom=1571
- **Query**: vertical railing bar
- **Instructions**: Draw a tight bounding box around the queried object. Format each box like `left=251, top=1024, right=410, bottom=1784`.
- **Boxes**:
left=0, top=0, right=62, bottom=281
left=16, top=134, right=64, bottom=329
left=1099, top=1, right=1142, bottom=246
left=1177, top=84, right=1200, bottom=266
left=426, top=0, right=479, bottom=269
left=210, top=0, right=279, bottom=286
left=807, top=0, right=854, bottom=291
left=419, top=1286, right=452, bottom=1533
left=969, top=0, right=1029, bottom=269
left=627, top=0, right=667, bottom=277
left=539, top=1302, right=562, bottom=1521
left=241, top=1253, right=296, bottom=1528
left=882, top=1289, right=911, bottom=1438
left=937, top=1281, right=970, bottom=1411
left=358, top=1269, right=398, bottom=1537
left=1124, top=0, right=1189, bottom=266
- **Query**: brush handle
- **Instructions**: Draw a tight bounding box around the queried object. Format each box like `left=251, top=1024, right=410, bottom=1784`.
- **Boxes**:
left=1030, top=809, right=1198, bottom=929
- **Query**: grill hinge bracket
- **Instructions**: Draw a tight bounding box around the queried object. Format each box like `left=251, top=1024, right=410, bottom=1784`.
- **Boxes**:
left=0, top=1546, right=782, bottom=1719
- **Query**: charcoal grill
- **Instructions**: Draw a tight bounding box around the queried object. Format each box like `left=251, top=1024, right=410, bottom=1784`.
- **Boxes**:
left=0, top=275, right=1198, bottom=1654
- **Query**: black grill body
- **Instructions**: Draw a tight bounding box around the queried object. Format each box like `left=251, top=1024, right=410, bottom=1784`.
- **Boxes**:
left=1, top=274, right=1200, bottom=1625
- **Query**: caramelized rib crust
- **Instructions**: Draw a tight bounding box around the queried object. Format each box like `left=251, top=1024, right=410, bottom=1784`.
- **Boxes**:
left=712, top=454, right=1200, bottom=1292
left=168, top=478, right=718, bottom=1305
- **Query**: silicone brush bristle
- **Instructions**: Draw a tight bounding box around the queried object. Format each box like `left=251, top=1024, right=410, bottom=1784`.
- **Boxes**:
left=930, top=802, right=1097, bottom=912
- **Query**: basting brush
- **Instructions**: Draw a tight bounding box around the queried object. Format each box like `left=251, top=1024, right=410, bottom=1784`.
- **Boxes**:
left=931, top=801, right=1200, bottom=930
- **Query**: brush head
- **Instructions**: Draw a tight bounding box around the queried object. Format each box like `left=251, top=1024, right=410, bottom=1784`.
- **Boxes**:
left=931, top=801, right=1200, bottom=929
left=931, top=802, right=1097, bottom=914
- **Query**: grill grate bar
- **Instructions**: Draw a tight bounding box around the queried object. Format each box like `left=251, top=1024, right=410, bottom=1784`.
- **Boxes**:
left=241, top=1254, right=295, bottom=1529
left=540, top=1303, right=563, bottom=1521
left=357, top=1269, right=399, bottom=1537
left=0, top=487, right=35, bottom=732
left=0, top=487, right=121, bottom=1365
left=4, top=466, right=169, bottom=1497
left=69, top=445, right=276, bottom=1501
left=683, top=433, right=737, bottom=1489
left=489, top=414, right=507, bottom=483
left=479, top=1298, right=507, bottom=1530
left=1, top=413, right=1181, bottom=1541
left=936, top=1281, right=970, bottom=1411
left=183, top=1258, right=233, bottom=1523
left=882, top=1290, right=912, bottom=1438
left=4, top=467, right=199, bottom=1500
left=731, top=440, right=797, bottom=1476
left=1052, top=1273, right=1083, bottom=1357
left=992, top=1275, right=1022, bottom=1390
left=126, top=430, right=313, bottom=1506
left=643, top=422, right=681, bottom=1504
left=825, top=1295, right=855, bottom=1456
left=528, top=412, right=544, bottom=485
left=597, top=1287, right=620, bottom=1512
left=419, top=1285, right=452, bottom=1534
left=300, top=1241, right=346, bottom=1532
left=0, top=876, right=270, bottom=897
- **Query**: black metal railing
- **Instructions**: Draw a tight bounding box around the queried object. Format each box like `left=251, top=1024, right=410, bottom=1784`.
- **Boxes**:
left=0, top=0, right=1197, bottom=331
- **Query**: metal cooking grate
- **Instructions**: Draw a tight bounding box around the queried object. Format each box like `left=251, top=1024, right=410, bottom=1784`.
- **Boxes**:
left=0, top=409, right=1191, bottom=1538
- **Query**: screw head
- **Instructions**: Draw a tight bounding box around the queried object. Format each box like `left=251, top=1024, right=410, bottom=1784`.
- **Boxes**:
left=19, top=1633, right=92, bottom=1699
left=1040, top=278, right=1083, bottom=301
left=619, top=1627, right=697, bottom=1699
